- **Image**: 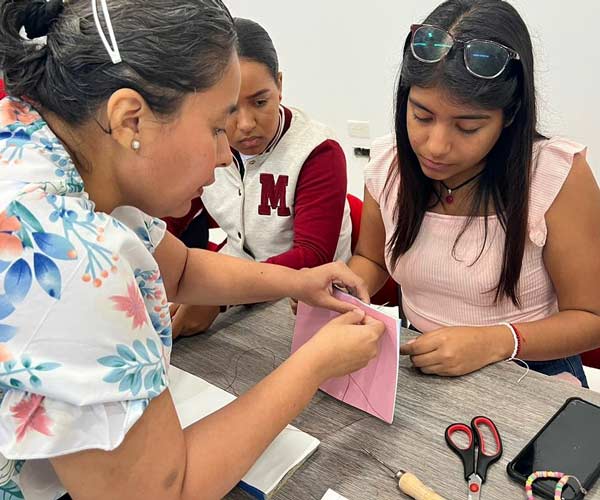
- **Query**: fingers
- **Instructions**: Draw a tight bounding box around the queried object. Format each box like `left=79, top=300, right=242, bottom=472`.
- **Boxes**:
left=410, top=351, right=443, bottom=369
left=319, top=293, right=362, bottom=314
left=327, top=308, right=366, bottom=326
left=409, top=350, right=466, bottom=377
left=329, top=261, right=370, bottom=304
left=354, top=284, right=370, bottom=304
left=418, top=364, right=447, bottom=375
left=399, top=334, right=438, bottom=356
left=362, top=315, right=385, bottom=337
left=418, top=364, right=465, bottom=377
left=323, top=310, right=384, bottom=345
left=400, top=339, right=420, bottom=356
left=170, top=305, right=220, bottom=339
left=169, top=303, right=180, bottom=316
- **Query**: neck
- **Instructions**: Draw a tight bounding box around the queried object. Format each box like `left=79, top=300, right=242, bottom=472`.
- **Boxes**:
left=441, top=160, right=486, bottom=189
left=430, top=160, right=487, bottom=213
left=43, top=112, right=124, bottom=214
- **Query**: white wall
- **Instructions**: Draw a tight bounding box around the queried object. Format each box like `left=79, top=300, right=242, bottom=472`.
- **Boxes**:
left=224, top=0, right=600, bottom=197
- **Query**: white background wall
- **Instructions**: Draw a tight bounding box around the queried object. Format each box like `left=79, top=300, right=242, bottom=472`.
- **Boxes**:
left=224, top=0, right=600, bottom=197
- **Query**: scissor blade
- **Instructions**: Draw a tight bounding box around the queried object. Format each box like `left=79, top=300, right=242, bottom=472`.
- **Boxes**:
left=467, top=475, right=482, bottom=500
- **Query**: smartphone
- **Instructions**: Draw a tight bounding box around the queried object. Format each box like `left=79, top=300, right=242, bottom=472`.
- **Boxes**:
left=507, top=398, right=600, bottom=500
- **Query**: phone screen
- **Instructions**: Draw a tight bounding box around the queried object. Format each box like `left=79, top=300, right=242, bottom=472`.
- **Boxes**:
left=509, top=398, right=600, bottom=500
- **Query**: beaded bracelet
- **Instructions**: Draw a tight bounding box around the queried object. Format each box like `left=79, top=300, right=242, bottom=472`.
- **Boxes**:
left=525, top=471, right=587, bottom=500
left=511, top=322, right=525, bottom=353
left=500, top=322, right=520, bottom=360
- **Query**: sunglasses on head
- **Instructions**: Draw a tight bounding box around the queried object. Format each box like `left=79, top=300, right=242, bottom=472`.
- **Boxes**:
left=410, top=24, right=520, bottom=79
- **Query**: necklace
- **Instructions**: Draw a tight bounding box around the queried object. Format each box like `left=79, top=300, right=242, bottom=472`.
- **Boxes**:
left=440, top=170, right=484, bottom=204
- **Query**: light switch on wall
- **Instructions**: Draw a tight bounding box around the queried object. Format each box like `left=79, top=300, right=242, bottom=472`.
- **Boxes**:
left=347, top=120, right=370, bottom=139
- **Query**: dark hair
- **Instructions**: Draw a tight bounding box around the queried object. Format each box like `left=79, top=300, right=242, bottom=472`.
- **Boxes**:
left=387, top=0, right=541, bottom=306
left=0, top=0, right=237, bottom=125
left=234, top=17, right=279, bottom=81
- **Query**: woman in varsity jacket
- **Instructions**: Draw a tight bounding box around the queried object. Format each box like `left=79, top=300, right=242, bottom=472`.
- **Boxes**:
left=170, top=18, right=352, bottom=337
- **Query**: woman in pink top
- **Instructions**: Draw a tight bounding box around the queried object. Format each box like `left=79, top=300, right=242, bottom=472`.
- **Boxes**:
left=352, top=0, right=600, bottom=387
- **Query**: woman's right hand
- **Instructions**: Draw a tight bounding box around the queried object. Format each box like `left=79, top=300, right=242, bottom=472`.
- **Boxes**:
left=302, top=309, right=385, bottom=381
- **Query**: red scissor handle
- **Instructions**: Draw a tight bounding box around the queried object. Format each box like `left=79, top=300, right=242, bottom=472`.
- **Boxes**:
left=446, top=423, right=473, bottom=450
left=471, top=416, right=503, bottom=483
left=445, top=423, right=476, bottom=481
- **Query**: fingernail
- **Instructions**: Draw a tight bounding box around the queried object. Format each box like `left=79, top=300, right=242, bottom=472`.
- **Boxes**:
left=406, top=339, right=416, bottom=344
left=353, top=308, right=364, bottom=315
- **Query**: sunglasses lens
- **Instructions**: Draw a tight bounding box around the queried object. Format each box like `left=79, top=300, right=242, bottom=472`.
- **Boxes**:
left=412, top=26, right=453, bottom=62
left=465, top=41, right=510, bottom=78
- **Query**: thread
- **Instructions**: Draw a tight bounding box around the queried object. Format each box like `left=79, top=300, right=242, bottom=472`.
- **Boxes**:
left=223, top=346, right=278, bottom=396
left=508, top=357, right=530, bottom=384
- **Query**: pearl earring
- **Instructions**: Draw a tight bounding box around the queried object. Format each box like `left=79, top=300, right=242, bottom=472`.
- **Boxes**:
left=131, top=139, right=141, bottom=152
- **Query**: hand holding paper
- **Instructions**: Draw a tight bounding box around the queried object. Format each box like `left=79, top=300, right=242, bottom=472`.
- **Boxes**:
left=291, top=261, right=370, bottom=314
left=305, top=309, right=385, bottom=379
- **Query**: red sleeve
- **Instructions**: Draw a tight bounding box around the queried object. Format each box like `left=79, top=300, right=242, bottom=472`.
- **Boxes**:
left=162, top=197, right=205, bottom=238
left=0, top=80, right=6, bottom=99
left=265, top=139, right=347, bottom=269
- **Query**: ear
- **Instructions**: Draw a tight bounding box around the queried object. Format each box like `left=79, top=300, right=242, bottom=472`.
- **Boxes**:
left=277, top=71, right=283, bottom=102
left=105, top=89, right=152, bottom=150
left=504, top=100, right=521, bottom=128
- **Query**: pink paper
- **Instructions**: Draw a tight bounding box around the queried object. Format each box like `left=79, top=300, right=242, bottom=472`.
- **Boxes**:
left=291, top=289, right=399, bottom=423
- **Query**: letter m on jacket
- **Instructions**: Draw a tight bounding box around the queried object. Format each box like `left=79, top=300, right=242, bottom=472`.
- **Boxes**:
left=258, top=174, right=291, bottom=216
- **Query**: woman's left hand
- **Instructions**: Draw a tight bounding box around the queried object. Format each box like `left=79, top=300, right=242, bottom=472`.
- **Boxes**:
left=399, top=325, right=513, bottom=376
left=291, top=261, right=369, bottom=314
left=170, top=303, right=221, bottom=339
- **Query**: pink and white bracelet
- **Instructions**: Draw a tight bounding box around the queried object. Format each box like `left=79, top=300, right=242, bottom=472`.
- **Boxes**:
left=525, top=471, right=587, bottom=500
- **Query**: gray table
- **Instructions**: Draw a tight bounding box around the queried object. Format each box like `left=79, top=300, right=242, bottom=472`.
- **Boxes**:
left=171, top=301, right=600, bottom=500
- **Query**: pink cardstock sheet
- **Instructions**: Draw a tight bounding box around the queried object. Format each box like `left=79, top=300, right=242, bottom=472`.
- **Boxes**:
left=291, top=289, right=400, bottom=423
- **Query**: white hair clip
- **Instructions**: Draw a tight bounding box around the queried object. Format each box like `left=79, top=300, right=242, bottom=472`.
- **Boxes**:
left=91, top=0, right=121, bottom=64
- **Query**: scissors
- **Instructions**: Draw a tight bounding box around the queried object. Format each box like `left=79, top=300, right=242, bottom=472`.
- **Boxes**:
left=445, top=416, right=503, bottom=500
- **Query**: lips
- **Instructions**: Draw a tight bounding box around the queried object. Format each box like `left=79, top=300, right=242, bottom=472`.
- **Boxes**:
left=419, top=156, right=452, bottom=172
left=238, top=136, right=262, bottom=149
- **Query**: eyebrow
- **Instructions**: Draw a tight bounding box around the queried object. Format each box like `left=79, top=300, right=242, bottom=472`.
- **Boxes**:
left=247, top=89, right=271, bottom=100
left=409, top=97, right=491, bottom=120
left=223, top=104, right=238, bottom=117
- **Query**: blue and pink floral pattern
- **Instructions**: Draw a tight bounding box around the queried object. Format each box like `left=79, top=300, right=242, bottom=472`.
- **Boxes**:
left=0, top=97, right=172, bottom=499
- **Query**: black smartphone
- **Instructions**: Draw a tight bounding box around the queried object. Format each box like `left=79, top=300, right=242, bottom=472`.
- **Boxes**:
left=507, top=398, right=600, bottom=500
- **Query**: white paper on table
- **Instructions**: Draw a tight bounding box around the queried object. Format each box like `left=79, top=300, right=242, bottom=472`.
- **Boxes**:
left=377, top=305, right=399, bottom=319
left=169, top=365, right=320, bottom=499
left=321, top=489, right=350, bottom=500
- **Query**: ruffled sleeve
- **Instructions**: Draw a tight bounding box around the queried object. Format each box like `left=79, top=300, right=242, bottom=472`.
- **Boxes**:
left=0, top=191, right=172, bottom=461
left=111, top=206, right=167, bottom=254
left=528, top=137, right=587, bottom=247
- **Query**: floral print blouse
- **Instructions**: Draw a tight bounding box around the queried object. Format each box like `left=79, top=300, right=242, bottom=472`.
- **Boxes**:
left=0, top=98, right=172, bottom=499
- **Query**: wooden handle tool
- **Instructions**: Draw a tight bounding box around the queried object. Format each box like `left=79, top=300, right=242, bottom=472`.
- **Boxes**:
left=397, top=470, right=446, bottom=500
left=362, top=448, right=447, bottom=500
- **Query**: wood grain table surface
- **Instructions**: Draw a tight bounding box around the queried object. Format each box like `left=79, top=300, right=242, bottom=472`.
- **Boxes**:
left=171, top=301, right=600, bottom=500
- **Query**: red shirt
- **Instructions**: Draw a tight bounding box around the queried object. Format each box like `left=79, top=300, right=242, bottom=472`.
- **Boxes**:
left=164, top=197, right=205, bottom=237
